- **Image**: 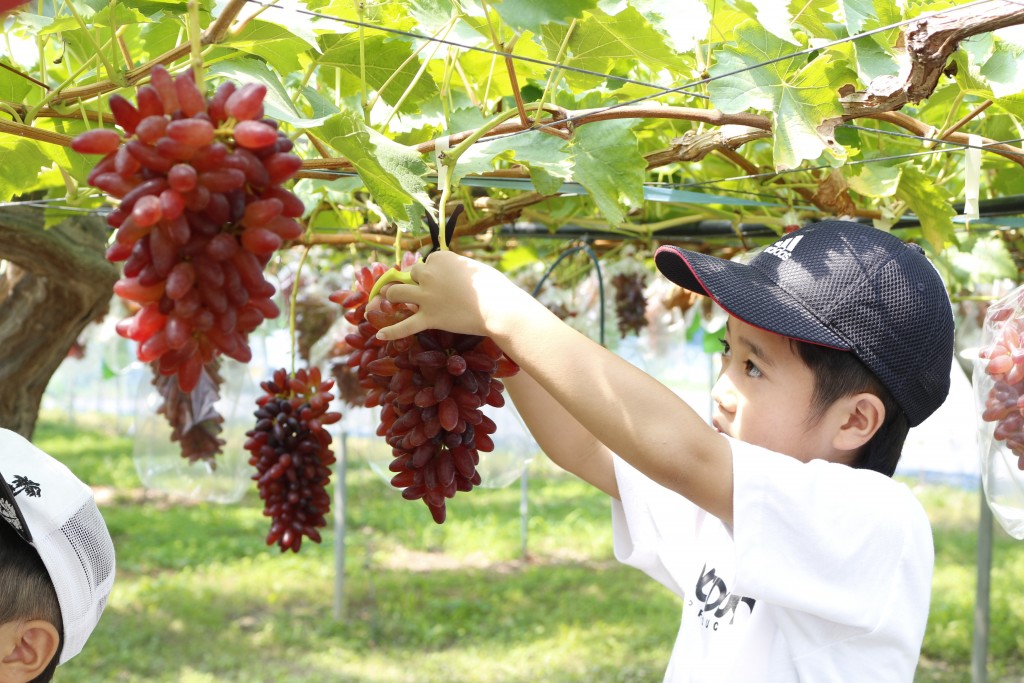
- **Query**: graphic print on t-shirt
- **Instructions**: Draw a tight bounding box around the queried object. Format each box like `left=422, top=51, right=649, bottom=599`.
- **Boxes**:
left=691, top=563, right=756, bottom=631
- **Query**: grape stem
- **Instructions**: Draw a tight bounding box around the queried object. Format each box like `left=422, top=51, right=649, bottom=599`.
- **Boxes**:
left=367, top=268, right=414, bottom=302
left=434, top=102, right=550, bottom=251
left=289, top=245, right=312, bottom=376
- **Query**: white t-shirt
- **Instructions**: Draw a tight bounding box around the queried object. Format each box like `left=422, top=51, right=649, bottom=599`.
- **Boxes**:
left=611, top=436, right=933, bottom=683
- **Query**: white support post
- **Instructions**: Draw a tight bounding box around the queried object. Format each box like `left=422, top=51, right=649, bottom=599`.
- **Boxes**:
left=972, top=477, right=993, bottom=683
left=333, top=432, right=348, bottom=620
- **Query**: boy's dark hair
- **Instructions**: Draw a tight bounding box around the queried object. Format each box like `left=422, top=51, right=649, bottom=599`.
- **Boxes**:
left=0, top=520, right=64, bottom=683
left=794, top=340, right=909, bottom=477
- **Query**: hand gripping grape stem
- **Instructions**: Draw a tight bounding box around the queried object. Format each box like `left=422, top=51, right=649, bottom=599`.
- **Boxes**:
left=368, top=204, right=464, bottom=300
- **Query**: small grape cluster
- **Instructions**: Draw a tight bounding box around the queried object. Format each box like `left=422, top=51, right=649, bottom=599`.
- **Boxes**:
left=612, top=271, right=649, bottom=337
left=979, top=299, right=1024, bottom=465
left=245, top=367, right=341, bottom=553
left=330, top=260, right=518, bottom=524
left=71, top=65, right=305, bottom=392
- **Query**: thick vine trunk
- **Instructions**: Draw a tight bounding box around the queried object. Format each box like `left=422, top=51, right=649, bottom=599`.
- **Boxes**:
left=0, top=205, right=118, bottom=439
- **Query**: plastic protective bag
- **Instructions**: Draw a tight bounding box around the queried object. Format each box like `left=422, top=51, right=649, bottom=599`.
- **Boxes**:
left=973, top=283, right=1024, bottom=539
left=132, top=359, right=258, bottom=503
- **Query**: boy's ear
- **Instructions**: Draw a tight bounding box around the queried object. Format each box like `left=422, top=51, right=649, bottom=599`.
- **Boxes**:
left=1, top=620, right=60, bottom=681
left=833, top=393, right=885, bottom=452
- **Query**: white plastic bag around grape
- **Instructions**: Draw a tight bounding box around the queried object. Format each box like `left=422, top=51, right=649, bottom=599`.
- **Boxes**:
left=132, top=359, right=258, bottom=503
left=973, top=283, right=1024, bottom=539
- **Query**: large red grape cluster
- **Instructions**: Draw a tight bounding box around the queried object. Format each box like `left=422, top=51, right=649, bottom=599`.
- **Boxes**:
left=71, top=65, right=305, bottom=392
left=979, top=294, right=1024, bottom=466
left=245, top=367, right=341, bottom=552
left=329, top=259, right=519, bottom=523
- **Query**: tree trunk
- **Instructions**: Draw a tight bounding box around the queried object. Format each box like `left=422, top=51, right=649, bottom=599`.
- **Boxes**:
left=0, top=205, right=118, bottom=439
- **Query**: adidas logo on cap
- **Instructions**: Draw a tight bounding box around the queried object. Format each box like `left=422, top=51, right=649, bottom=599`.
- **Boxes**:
left=764, top=235, right=803, bottom=261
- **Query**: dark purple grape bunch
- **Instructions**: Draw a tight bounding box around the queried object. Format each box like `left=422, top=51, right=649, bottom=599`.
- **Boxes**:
left=245, top=367, right=341, bottom=552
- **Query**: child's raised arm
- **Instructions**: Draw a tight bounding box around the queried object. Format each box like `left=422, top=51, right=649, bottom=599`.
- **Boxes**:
left=503, top=370, right=619, bottom=498
left=374, top=250, right=733, bottom=523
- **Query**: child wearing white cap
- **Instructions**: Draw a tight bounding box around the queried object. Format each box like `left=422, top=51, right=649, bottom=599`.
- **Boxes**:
left=371, top=220, right=956, bottom=682
left=0, top=429, right=116, bottom=682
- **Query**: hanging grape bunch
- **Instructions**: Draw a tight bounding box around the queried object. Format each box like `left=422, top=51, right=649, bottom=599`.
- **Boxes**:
left=245, top=367, right=341, bottom=552
left=978, top=289, right=1024, bottom=467
left=330, top=249, right=519, bottom=524
left=612, top=270, right=649, bottom=337
left=70, top=65, right=305, bottom=392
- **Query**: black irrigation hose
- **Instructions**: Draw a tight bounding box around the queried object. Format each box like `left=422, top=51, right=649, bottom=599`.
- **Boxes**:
left=530, top=242, right=606, bottom=347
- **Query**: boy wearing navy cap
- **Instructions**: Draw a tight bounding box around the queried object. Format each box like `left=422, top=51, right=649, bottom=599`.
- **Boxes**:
left=372, top=220, right=955, bottom=682
left=0, top=429, right=116, bottom=682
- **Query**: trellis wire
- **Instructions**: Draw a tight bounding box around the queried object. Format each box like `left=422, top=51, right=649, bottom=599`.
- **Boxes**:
left=478, top=0, right=1005, bottom=144
left=241, top=0, right=705, bottom=98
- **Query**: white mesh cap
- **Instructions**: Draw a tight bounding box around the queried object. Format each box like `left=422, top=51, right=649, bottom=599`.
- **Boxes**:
left=0, top=428, right=116, bottom=665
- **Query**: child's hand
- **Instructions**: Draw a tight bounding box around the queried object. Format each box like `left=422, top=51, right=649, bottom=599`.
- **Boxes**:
left=373, top=251, right=533, bottom=341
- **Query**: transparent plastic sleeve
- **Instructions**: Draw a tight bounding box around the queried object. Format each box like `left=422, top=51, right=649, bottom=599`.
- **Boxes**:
left=973, top=284, right=1024, bottom=539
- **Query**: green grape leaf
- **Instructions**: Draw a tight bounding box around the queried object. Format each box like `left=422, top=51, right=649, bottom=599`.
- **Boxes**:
left=789, top=0, right=840, bottom=40
left=319, top=33, right=438, bottom=110
left=540, top=5, right=681, bottom=88
left=453, top=133, right=572, bottom=196
left=599, top=0, right=710, bottom=52
left=0, top=137, right=51, bottom=202
left=406, top=0, right=460, bottom=32
left=492, top=0, right=599, bottom=34
left=945, top=234, right=1018, bottom=285
left=317, top=110, right=433, bottom=230
left=89, top=4, right=150, bottom=28
left=894, top=165, right=956, bottom=252
left=980, top=40, right=1024, bottom=98
left=0, top=65, right=32, bottom=105
left=846, top=163, right=901, bottom=198
left=567, top=119, right=645, bottom=225
left=708, top=20, right=845, bottom=170
left=224, top=19, right=315, bottom=75
left=729, top=0, right=800, bottom=45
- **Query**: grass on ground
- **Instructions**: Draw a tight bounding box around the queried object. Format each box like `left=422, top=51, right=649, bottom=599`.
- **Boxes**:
left=30, top=415, right=1024, bottom=683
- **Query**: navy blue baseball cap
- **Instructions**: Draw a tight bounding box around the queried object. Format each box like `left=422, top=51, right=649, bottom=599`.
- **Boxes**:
left=654, top=220, right=955, bottom=427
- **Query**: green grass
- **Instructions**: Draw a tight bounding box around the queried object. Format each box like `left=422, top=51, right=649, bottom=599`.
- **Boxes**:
left=30, top=416, right=1024, bottom=683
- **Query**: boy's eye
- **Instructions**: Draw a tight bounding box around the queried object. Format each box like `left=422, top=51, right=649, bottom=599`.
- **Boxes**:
left=745, top=360, right=763, bottom=378
left=719, top=338, right=731, bottom=356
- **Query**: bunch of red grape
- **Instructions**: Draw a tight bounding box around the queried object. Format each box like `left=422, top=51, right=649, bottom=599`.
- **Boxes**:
left=330, top=259, right=519, bottom=523
left=71, top=65, right=305, bottom=392
left=245, top=367, right=341, bottom=552
left=327, top=255, right=418, bottom=409
left=979, top=299, right=1024, bottom=465
left=612, top=271, right=648, bottom=337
